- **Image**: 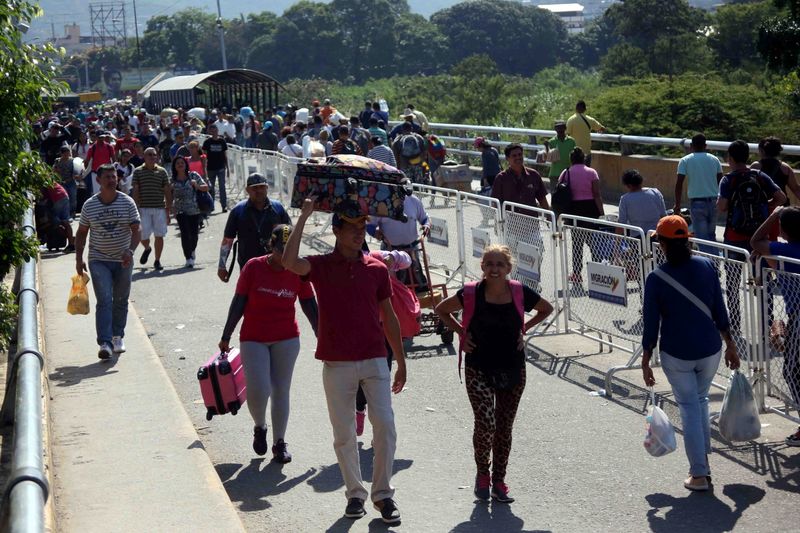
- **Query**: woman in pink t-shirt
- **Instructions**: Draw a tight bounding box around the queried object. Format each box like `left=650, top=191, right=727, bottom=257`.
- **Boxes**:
left=218, top=224, right=318, bottom=462
left=557, top=147, right=605, bottom=282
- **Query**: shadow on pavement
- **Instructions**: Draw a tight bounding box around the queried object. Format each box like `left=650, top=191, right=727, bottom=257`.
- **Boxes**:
left=216, top=459, right=316, bottom=512
left=48, top=358, right=119, bottom=387
left=450, top=502, right=552, bottom=533
left=132, top=265, right=206, bottom=281
left=307, top=442, right=413, bottom=494
left=325, top=516, right=402, bottom=533
left=404, top=342, right=455, bottom=360
left=645, top=483, right=765, bottom=533
left=527, top=347, right=800, bottom=495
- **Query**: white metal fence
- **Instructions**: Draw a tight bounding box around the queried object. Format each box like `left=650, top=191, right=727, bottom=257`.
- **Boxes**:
left=218, top=141, right=798, bottom=423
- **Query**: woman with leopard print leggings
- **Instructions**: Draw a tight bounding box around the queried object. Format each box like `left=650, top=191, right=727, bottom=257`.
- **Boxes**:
left=436, top=245, right=553, bottom=503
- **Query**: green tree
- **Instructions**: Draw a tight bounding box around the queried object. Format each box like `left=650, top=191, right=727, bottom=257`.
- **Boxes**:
left=430, top=0, right=569, bottom=76
left=709, top=0, right=775, bottom=69
left=0, top=0, right=65, bottom=348
left=758, top=0, right=800, bottom=72
left=604, top=0, right=706, bottom=75
left=599, top=44, right=650, bottom=81
left=392, top=13, right=450, bottom=76
left=140, top=9, right=217, bottom=70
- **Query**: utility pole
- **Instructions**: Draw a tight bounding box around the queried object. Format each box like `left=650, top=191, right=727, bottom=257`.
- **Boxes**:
left=215, top=0, right=227, bottom=70
left=132, top=0, right=143, bottom=86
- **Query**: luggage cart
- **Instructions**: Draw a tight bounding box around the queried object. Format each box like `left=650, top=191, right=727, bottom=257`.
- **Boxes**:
left=404, top=237, right=454, bottom=345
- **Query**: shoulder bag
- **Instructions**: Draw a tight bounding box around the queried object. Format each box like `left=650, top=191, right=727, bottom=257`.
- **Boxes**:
left=551, top=169, right=573, bottom=215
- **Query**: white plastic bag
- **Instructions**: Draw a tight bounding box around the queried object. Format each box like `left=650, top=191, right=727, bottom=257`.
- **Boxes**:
left=718, top=370, right=761, bottom=442
left=644, top=388, right=677, bottom=457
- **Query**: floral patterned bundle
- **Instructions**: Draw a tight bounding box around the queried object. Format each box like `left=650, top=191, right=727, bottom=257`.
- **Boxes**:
left=291, top=155, right=411, bottom=221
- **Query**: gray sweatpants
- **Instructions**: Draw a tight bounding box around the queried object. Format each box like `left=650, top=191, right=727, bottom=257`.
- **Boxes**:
left=240, top=337, right=300, bottom=443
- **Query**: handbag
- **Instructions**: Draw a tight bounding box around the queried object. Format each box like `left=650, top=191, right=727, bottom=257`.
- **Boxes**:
left=196, top=189, right=214, bottom=213
left=551, top=169, right=573, bottom=214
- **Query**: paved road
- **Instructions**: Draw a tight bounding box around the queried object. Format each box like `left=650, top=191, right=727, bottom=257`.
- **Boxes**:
left=125, top=208, right=798, bottom=532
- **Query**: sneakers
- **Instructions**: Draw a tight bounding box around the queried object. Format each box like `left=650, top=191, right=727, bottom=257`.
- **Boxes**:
left=356, top=409, right=366, bottom=436
left=139, top=247, right=152, bottom=265
left=786, top=428, right=800, bottom=447
left=344, top=498, right=366, bottom=519
left=272, top=439, right=292, bottom=463
left=374, top=498, right=401, bottom=524
left=252, top=426, right=268, bottom=456
left=153, top=260, right=163, bottom=271
left=474, top=473, right=490, bottom=501
left=111, top=336, right=126, bottom=353
left=184, top=258, right=195, bottom=268
left=97, top=342, right=113, bottom=360
left=491, top=482, right=515, bottom=503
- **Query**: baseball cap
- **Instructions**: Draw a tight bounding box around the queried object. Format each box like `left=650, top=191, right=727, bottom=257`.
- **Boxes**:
left=656, top=215, right=692, bottom=239
left=270, top=224, right=292, bottom=252
left=331, top=200, right=368, bottom=226
left=246, top=173, right=268, bottom=187
left=554, top=119, right=566, bottom=127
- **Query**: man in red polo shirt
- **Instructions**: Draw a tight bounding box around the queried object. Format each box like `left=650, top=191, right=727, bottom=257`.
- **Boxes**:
left=283, top=198, right=406, bottom=525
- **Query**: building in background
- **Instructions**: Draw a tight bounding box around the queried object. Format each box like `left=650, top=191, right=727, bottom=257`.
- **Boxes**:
left=537, top=3, right=585, bottom=34
left=54, top=23, right=116, bottom=56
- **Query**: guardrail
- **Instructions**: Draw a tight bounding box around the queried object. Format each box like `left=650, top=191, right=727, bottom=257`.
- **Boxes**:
left=409, top=121, right=800, bottom=158
left=0, top=206, right=49, bottom=532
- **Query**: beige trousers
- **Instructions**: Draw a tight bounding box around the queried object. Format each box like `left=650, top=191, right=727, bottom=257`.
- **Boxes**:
left=322, top=358, right=397, bottom=502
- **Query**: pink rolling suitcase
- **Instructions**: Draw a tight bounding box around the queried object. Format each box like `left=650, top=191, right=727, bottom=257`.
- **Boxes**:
left=197, top=349, right=247, bottom=421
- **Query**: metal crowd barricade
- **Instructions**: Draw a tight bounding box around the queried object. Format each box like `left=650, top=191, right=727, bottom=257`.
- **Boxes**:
left=651, top=239, right=761, bottom=395
left=757, top=255, right=800, bottom=423
left=412, top=184, right=465, bottom=285
left=503, top=202, right=562, bottom=335
left=557, top=214, right=651, bottom=395
left=457, top=191, right=503, bottom=281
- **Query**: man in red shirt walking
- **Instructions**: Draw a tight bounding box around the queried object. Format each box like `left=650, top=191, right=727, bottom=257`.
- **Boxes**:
left=283, top=199, right=406, bottom=525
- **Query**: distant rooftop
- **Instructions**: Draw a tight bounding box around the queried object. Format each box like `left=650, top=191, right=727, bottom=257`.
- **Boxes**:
left=537, top=3, right=585, bottom=13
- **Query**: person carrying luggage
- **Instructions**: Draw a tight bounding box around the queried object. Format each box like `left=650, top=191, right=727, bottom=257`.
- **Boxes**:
left=219, top=224, right=319, bottom=462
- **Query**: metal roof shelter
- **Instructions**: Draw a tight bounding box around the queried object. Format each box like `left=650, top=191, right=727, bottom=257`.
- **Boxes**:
left=146, top=68, right=284, bottom=114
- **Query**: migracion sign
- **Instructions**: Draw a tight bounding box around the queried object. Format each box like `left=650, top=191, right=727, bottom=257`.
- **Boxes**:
left=587, top=261, right=627, bottom=306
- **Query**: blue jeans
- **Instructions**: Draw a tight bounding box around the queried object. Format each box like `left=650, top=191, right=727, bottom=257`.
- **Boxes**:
left=689, top=198, right=717, bottom=253
left=88, top=260, right=133, bottom=345
left=62, top=180, right=77, bottom=216
left=661, top=350, right=721, bottom=477
left=207, top=168, right=227, bottom=210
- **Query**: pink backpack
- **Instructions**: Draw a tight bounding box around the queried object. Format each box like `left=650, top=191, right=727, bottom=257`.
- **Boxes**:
left=459, top=280, right=525, bottom=380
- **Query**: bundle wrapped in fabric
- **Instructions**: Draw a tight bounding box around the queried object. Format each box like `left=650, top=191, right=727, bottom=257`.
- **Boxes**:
left=291, top=154, right=411, bottom=221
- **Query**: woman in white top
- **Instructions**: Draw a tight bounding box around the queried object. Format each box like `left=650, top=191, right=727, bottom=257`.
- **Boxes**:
left=280, top=135, right=303, bottom=158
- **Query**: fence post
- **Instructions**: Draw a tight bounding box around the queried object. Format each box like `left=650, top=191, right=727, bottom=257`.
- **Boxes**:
left=456, top=193, right=466, bottom=285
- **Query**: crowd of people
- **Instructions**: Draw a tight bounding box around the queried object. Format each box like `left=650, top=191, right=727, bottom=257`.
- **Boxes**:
left=29, top=94, right=800, bottom=524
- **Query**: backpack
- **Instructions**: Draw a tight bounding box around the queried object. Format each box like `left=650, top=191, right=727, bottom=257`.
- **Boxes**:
left=427, top=134, right=446, bottom=162
left=728, top=170, right=769, bottom=236
left=400, top=134, right=423, bottom=158
left=458, top=280, right=524, bottom=380
left=339, top=139, right=359, bottom=155
left=350, top=128, right=370, bottom=156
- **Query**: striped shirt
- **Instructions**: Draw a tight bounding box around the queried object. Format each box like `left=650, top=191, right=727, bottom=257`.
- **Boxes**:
left=131, top=164, right=169, bottom=208
left=367, top=145, right=397, bottom=167
left=79, top=192, right=140, bottom=262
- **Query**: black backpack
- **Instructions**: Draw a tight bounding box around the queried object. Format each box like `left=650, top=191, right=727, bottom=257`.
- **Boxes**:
left=728, top=170, right=769, bottom=236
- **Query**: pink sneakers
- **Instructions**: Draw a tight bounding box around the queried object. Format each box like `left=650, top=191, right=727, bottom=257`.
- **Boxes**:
left=356, top=410, right=366, bottom=436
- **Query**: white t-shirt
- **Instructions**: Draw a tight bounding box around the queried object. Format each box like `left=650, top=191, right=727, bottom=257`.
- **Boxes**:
left=214, top=119, right=236, bottom=142
left=128, top=114, right=139, bottom=131
left=281, top=144, right=303, bottom=158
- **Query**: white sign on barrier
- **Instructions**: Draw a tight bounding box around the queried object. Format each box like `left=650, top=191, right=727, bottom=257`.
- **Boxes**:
left=587, top=261, right=627, bottom=306
left=517, top=241, right=542, bottom=282
left=471, top=228, right=490, bottom=258
left=429, top=217, right=449, bottom=246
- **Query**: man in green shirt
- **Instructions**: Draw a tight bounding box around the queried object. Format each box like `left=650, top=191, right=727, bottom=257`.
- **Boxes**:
left=546, top=120, right=576, bottom=192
